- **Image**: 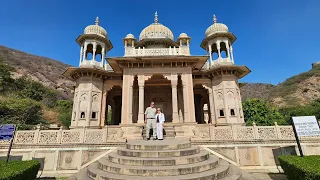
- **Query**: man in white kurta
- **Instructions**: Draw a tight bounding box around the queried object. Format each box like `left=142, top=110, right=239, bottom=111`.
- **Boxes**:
left=155, top=108, right=165, bottom=140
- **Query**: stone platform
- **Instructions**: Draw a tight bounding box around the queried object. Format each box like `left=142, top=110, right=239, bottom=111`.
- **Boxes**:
left=70, top=139, right=254, bottom=180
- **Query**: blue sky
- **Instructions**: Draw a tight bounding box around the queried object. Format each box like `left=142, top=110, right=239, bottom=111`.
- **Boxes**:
left=1, top=0, right=320, bottom=84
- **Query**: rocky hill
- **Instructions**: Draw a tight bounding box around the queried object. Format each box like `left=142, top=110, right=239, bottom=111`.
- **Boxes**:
left=0, top=45, right=319, bottom=107
left=0, top=45, right=74, bottom=99
left=239, top=83, right=276, bottom=100
left=269, top=64, right=320, bottom=106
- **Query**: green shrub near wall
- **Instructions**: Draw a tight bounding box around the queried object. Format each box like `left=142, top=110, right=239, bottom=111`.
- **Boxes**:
left=278, top=155, right=320, bottom=180
left=0, top=160, right=40, bottom=180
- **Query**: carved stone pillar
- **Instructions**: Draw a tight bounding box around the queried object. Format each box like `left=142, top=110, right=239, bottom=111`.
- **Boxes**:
left=171, top=74, right=179, bottom=123
left=138, top=75, right=145, bottom=123
left=100, top=90, right=108, bottom=127
left=181, top=71, right=196, bottom=123
left=182, top=84, right=188, bottom=122
left=208, top=89, right=216, bottom=125
left=128, top=84, right=133, bottom=124
left=121, top=73, right=133, bottom=124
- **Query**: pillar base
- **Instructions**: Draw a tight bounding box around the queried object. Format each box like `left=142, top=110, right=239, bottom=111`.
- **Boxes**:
left=137, top=113, right=144, bottom=124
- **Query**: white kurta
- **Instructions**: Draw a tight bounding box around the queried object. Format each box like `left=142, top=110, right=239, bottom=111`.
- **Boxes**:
left=155, top=113, right=165, bottom=139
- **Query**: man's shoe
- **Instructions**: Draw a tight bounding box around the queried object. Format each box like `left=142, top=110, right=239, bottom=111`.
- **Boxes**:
left=158, top=139, right=163, bottom=140
left=146, top=138, right=150, bottom=140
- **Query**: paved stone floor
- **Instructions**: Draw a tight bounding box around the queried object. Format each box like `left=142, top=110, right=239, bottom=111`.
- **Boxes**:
left=251, top=173, right=287, bottom=180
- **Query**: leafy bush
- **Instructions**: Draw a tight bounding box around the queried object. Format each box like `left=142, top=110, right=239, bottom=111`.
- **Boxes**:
left=279, top=155, right=320, bottom=180
left=242, top=98, right=286, bottom=126
left=0, top=160, right=40, bottom=180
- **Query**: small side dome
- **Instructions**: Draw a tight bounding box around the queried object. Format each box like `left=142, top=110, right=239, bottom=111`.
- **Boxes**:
left=179, top=33, right=188, bottom=38
left=205, top=15, right=228, bottom=37
left=84, top=17, right=107, bottom=38
left=125, top=33, right=135, bottom=39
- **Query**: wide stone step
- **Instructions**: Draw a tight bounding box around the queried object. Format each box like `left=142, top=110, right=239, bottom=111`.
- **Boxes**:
left=126, top=139, right=190, bottom=150
left=88, top=160, right=230, bottom=179
left=98, top=156, right=220, bottom=176
left=117, top=146, right=200, bottom=158
left=107, top=150, right=210, bottom=166
left=219, top=164, right=242, bottom=180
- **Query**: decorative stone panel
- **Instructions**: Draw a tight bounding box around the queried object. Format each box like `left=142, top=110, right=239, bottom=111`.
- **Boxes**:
left=84, top=129, right=105, bottom=144
left=121, top=126, right=143, bottom=140
left=107, top=127, right=125, bottom=142
left=278, top=126, right=295, bottom=140
left=239, top=147, right=260, bottom=166
left=58, top=150, right=81, bottom=170
left=235, top=126, right=254, bottom=140
left=38, top=131, right=60, bottom=144
left=14, top=131, right=36, bottom=144
left=256, top=127, right=277, bottom=140
left=191, top=125, right=210, bottom=141
left=61, top=130, right=83, bottom=144
left=211, top=126, right=233, bottom=140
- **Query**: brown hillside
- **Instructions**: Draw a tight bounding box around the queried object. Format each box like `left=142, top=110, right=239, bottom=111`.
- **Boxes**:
left=270, top=64, right=320, bottom=106
left=239, top=83, right=276, bottom=100
left=0, top=45, right=75, bottom=99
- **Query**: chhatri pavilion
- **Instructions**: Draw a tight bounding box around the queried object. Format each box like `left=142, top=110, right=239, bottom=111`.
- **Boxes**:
left=63, top=12, right=250, bottom=129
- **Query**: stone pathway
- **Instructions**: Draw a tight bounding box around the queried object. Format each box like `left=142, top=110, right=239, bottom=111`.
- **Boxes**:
left=251, top=173, right=287, bottom=180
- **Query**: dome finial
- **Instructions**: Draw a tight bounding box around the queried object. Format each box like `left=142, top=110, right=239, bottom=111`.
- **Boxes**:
left=154, top=11, right=158, bottom=23
left=95, top=16, right=99, bottom=25
left=213, top=14, right=217, bottom=24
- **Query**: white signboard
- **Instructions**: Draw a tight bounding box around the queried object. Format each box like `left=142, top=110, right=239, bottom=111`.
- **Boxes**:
left=292, top=116, right=320, bottom=137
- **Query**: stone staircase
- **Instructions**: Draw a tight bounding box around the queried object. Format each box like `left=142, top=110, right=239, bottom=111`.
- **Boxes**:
left=142, top=125, right=176, bottom=139
left=70, top=139, right=254, bottom=180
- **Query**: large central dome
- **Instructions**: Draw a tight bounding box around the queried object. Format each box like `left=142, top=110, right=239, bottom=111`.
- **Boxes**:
left=139, top=12, right=174, bottom=41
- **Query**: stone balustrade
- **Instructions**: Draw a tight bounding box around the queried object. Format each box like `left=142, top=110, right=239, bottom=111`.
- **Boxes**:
left=124, top=46, right=190, bottom=57
left=190, top=123, right=298, bottom=141
left=201, top=57, right=234, bottom=70
left=1, top=124, right=318, bottom=146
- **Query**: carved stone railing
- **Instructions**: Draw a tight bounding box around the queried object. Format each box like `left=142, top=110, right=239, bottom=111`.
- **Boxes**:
left=190, top=122, right=318, bottom=141
left=1, top=123, right=319, bottom=145
left=124, top=46, right=190, bottom=57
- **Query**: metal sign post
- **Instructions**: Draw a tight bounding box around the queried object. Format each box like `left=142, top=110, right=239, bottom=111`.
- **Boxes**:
left=291, top=117, right=304, bottom=157
left=291, top=116, right=320, bottom=157
left=0, top=124, right=16, bottom=163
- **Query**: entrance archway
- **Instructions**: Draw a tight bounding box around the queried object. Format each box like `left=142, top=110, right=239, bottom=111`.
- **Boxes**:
left=106, top=85, right=122, bottom=125
left=144, top=74, right=172, bottom=122
left=193, top=84, right=210, bottom=124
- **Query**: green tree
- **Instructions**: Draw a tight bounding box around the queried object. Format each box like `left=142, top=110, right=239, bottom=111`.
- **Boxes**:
left=279, top=98, right=320, bottom=124
left=242, top=98, right=286, bottom=126
left=0, top=98, right=43, bottom=125
left=0, top=58, right=14, bottom=92
left=56, top=100, right=73, bottom=128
